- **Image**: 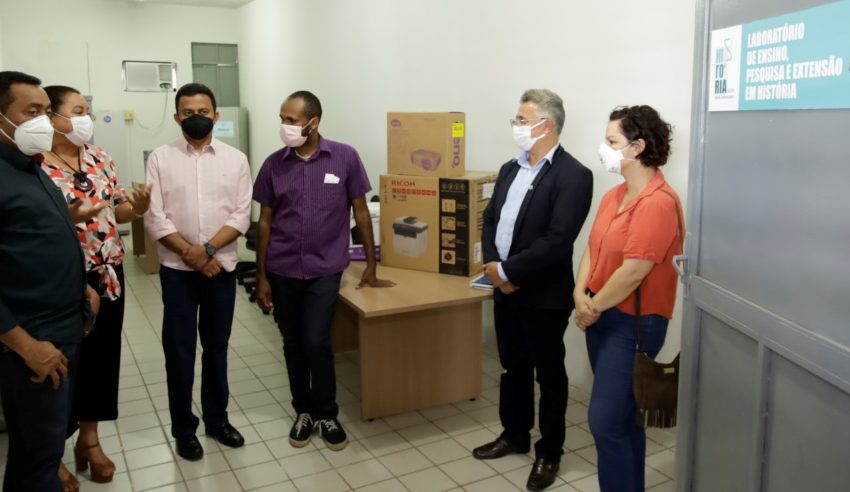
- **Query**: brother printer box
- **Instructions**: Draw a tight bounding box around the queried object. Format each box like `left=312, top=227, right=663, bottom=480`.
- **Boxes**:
left=387, top=112, right=465, bottom=177
left=379, top=171, right=496, bottom=276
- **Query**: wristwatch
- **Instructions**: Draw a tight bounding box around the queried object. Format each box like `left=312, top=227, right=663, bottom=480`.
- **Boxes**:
left=204, top=242, right=217, bottom=257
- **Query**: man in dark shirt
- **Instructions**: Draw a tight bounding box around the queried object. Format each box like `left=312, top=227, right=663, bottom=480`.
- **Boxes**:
left=0, top=71, right=96, bottom=491
left=474, top=89, right=593, bottom=492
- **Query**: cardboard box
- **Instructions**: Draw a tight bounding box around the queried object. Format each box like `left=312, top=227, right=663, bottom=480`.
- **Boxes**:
left=130, top=217, right=160, bottom=274
left=387, top=112, right=465, bottom=177
left=379, top=171, right=496, bottom=276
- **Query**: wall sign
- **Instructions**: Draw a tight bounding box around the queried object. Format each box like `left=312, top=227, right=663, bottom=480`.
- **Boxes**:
left=709, top=0, right=850, bottom=111
left=213, top=120, right=235, bottom=138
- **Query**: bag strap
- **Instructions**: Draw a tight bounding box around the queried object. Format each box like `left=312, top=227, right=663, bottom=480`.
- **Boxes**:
left=634, top=187, right=684, bottom=352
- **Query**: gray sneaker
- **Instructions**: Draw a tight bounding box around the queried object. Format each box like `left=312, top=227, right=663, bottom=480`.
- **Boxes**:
left=289, top=413, right=314, bottom=447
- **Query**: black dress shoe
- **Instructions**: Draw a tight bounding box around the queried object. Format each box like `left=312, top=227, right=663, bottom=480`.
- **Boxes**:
left=175, top=435, right=204, bottom=461
left=472, top=437, right=528, bottom=460
left=526, top=457, right=560, bottom=491
left=205, top=423, right=245, bottom=448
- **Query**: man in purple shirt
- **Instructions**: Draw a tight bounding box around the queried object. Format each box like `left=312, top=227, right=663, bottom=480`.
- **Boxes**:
left=253, top=90, right=393, bottom=451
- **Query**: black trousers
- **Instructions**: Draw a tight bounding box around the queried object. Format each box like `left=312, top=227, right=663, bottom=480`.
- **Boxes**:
left=0, top=342, right=78, bottom=492
left=160, top=266, right=236, bottom=438
left=267, top=271, right=341, bottom=420
left=493, top=300, right=571, bottom=462
left=68, top=264, right=125, bottom=433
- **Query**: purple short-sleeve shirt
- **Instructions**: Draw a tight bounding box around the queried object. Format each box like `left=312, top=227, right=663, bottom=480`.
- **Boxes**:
left=253, top=137, right=372, bottom=279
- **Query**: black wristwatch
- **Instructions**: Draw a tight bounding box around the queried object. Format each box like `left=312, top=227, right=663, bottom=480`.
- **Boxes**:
left=204, top=242, right=217, bottom=257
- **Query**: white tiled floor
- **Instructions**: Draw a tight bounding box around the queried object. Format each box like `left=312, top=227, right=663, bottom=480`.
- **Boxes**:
left=0, top=257, right=677, bottom=491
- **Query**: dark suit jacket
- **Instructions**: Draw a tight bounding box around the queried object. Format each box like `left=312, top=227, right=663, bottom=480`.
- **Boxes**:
left=482, top=145, right=593, bottom=310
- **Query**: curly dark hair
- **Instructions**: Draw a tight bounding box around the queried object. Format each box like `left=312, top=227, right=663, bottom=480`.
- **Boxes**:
left=609, top=105, right=672, bottom=167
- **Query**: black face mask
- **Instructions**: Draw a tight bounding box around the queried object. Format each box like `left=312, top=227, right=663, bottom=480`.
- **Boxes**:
left=181, top=114, right=214, bottom=140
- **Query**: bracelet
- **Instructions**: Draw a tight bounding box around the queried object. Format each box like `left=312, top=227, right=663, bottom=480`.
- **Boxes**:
left=130, top=207, right=145, bottom=219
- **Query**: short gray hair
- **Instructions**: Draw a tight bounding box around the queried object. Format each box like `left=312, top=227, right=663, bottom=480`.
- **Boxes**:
left=520, top=88, right=565, bottom=135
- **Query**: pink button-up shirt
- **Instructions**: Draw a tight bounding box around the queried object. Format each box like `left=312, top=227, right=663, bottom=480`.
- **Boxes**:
left=144, top=137, right=252, bottom=272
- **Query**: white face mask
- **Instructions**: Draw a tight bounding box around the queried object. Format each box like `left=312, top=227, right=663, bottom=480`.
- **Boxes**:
left=280, top=117, right=315, bottom=148
left=56, top=113, right=94, bottom=147
left=597, top=141, right=633, bottom=174
left=0, top=113, right=55, bottom=156
left=511, top=119, right=547, bottom=152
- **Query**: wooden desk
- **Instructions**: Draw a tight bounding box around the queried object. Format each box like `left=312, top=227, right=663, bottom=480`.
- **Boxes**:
left=331, top=263, right=492, bottom=420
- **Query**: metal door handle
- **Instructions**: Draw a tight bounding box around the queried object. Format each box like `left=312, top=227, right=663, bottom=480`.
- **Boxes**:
left=672, top=254, right=687, bottom=277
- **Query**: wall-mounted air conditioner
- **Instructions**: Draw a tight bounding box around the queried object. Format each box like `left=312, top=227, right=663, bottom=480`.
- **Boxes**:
left=122, top=60, right=177, bottom=92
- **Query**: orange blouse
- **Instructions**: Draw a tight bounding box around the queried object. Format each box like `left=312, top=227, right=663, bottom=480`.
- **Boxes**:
left=586, top=170, right=683, bottom=319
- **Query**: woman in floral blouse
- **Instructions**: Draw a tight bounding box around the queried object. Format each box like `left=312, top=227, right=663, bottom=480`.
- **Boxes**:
left=42, top=85, right=151, bottom=489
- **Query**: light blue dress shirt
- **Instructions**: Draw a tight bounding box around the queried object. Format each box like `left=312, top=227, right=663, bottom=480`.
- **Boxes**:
left=495, top=144, right=559, bottom=282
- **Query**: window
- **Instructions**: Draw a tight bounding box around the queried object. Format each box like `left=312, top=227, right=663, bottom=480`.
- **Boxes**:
left=191, top=43, right=239, bottom=106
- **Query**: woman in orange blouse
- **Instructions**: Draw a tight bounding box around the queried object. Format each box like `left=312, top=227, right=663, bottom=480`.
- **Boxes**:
left=573, top=105, right=683, bottom=492
left=42, top=85, right=151, bottom=489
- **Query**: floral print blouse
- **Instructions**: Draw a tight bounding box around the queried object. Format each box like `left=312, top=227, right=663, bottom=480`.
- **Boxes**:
left=41, top=144, right=127, bottom=300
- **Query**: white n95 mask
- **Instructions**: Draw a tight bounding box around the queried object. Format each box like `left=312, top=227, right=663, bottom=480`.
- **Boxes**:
left=54, top=113, right=94, bottom=147
left=597, top=142, right=630, bottom=174
left=0, top=113, right=55, bottom=156
left=511, top=119, right=547, bottom=151
left=56, top=114, right=94, bottom=146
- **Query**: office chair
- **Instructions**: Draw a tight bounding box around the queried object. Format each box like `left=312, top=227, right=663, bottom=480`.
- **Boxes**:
left=235, top=222, right=270, bottom=315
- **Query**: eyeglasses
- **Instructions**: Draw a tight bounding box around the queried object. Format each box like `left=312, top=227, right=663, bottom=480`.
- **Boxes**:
left=509, top=117, right=547, bottom=128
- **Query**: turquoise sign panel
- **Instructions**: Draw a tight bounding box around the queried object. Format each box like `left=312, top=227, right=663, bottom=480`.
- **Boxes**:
left=709, top=0, right=850, bottom=111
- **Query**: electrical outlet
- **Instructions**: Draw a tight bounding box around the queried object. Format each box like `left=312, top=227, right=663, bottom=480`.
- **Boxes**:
left=123, top=108, right=134, bottom=121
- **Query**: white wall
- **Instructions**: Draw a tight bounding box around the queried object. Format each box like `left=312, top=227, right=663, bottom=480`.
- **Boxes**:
left=0, top=0, right=239, bottom=184
left=1, top=0, right=694, bottom=386
left=238, top=0, right=695, bottom=385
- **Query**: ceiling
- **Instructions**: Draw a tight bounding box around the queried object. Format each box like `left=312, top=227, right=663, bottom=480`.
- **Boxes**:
left=128, top=0, right=255, bottom=8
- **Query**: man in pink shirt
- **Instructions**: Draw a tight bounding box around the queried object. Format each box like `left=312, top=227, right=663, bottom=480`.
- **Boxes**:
left=144, top=83, right=252, bottom=461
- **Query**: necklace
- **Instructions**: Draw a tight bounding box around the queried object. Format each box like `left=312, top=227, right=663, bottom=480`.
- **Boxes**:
left=50, top=151, right=94, bottom=193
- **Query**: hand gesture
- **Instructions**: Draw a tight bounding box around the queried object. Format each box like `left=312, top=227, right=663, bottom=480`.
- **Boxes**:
left=356, top=265, right=395, bottom=289
left=83, top=285, right=100, bottom=335
left=124, top=183, right=153, bottom=216
left=256, top=276, right=274, bottom=311
left=23, top=341, right=69, bottom=390
left=68, top=199, right=107, bottom=224
left=483, top=262, right=505, bottom=288
left=498, top=281, right=520, bottom=295
left=199, top=257, right=222, bottom=278
left=181, top=245, right=209, bottom=270
left=574, top=293, right=600, bottom=331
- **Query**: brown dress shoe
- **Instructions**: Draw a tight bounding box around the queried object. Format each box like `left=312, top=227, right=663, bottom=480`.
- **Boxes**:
left=472, top=437, right=528, bottom=460
left=526, top=457, right=560, bottom=491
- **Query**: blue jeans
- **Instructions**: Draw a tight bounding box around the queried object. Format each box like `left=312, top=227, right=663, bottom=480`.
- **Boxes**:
left=586, top=307, right=668, bottom=492
left=160, top=267, right=236, bottom=438
left=0, top=342, right=79, bottom=492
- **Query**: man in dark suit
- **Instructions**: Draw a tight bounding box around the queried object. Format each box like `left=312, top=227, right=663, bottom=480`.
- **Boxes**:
left=473, top=89, right=593, bottom=491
